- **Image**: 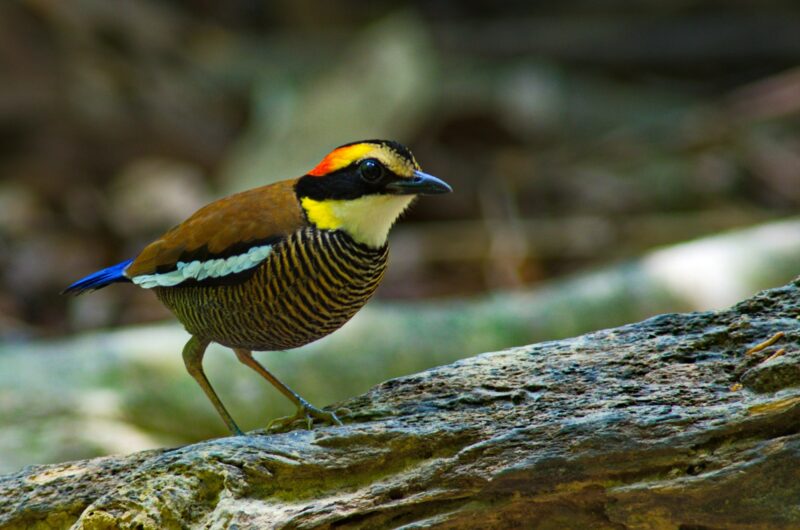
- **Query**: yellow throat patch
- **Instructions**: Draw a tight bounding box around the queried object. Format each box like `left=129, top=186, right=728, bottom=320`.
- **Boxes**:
left=301, top=195, right=414, bottom=248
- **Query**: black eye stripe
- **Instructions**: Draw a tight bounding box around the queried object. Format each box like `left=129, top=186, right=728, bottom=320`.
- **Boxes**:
left=297, top=158, right=404, bottom=201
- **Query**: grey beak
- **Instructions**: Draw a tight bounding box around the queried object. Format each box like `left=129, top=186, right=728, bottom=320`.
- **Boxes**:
left=386, top=170, right=453, bottom=195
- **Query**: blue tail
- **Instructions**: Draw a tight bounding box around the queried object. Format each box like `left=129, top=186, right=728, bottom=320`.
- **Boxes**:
left=62, top=259, right=134, bottom=295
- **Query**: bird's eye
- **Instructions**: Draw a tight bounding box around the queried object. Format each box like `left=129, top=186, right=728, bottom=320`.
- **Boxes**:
left=358, top=159, right=384, bottom=183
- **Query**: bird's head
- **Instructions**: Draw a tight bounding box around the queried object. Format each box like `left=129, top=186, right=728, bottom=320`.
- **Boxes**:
left=295, top=140, right=452, bottom=248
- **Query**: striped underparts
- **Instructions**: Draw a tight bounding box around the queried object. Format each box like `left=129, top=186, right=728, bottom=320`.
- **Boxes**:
left=153, top=227, right=388, bottom=351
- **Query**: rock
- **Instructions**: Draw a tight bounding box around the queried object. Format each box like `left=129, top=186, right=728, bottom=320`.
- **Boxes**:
left=2, top=278, right=800, bottom=528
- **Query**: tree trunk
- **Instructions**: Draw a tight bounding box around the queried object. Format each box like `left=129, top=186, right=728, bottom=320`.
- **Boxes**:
left=3, top=279, right=800, bottom=529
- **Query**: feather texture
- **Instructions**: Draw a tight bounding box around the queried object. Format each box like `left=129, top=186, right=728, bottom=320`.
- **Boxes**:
left=124, top=180, right=305, bottom=278
left=156, top=227, right=387, bottom=350
left=62, top=259, right=133, bottom=295
left=131, top=244, right=274, bottom=288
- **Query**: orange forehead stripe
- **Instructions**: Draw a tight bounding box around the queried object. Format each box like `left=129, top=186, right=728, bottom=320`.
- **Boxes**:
left=308, top=143, right=374, bottom=177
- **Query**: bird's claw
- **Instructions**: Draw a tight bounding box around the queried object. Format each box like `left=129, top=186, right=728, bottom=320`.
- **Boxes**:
left=267, top=401, right=342, bottom=432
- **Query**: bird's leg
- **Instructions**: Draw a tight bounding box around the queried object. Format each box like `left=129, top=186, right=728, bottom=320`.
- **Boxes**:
left=233, top=348, right=342, bottom=430
left=182, top=336, right=243, bottom=436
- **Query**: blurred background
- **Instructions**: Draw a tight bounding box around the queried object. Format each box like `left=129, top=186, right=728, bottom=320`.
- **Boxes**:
left=1, top=0, right=800, bottom=471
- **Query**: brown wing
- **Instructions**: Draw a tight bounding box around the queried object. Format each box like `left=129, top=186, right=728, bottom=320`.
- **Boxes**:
left=125, top=179, right=306, bottom=277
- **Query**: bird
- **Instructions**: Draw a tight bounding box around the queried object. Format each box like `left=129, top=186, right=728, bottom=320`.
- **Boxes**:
left=63, top=139, right=452, bottom=435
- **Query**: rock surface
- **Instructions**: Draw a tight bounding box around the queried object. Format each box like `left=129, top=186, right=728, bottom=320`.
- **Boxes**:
left=3, top=218, right=800, bottom=473
left=3, top=280, right=800, bottom=529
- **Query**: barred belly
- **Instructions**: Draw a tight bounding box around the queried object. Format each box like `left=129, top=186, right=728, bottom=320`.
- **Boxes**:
left=155, top=228, right=388, bottom=351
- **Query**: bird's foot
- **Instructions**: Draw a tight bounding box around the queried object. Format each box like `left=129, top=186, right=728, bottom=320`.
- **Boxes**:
left=267, top=400, right=343, bottom=432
